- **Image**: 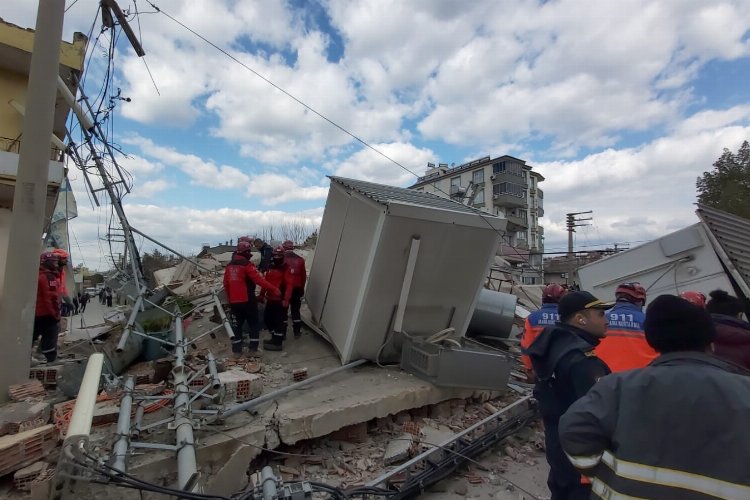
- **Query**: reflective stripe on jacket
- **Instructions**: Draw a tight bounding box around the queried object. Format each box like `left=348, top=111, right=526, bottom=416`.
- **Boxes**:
left=595, top=302, right=657, bottom=372
left=559, top=352, right=750, bottom=499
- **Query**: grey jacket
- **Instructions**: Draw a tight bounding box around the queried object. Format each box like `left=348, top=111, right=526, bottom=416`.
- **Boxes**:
left=559, top=351, right=750, bottom=499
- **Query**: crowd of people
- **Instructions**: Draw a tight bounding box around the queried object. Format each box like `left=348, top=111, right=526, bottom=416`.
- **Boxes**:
left=521, top=283, right=750, bottom=499
left=223, top=237, right=307, bottom=357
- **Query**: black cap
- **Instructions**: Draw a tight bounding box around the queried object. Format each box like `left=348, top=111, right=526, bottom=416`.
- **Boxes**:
left=558, top=291, right=613, bottom=321
left=644, top=295, right=715, bottom=353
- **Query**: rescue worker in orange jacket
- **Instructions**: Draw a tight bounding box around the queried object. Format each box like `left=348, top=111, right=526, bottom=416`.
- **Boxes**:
left=520, top=283, right=566, bottom=380
left=223, top=241, right=279, bottom=356
left=34, top=252, right=62, bottom=363
left=261, top=247, right=293, bottom=351
left=282, top=240, right=306, bottom=338
left=595, top=282, right=657, bottom=372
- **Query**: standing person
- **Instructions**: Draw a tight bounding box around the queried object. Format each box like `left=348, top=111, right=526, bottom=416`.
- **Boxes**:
left=560, top=295, right=750, bottom=499
left=34, top=252, right=62, bottom=363
left=282, top=240, right=306, bottom=338
left=106, top=287, right=113, bottom=307
left=52, top=249, right=73, bottom=316
left=526, top=291, right=612, bottom=500
left=595, top=282, right=657, bottom=372
left=706, top=289, right=750, bottom=370
left=223, top=241, right=280, bottom=357
left=261, top=247, right=293, bottom=351
left=521, top=283, right=566, bottom=381
left=73, top=293, right=80, bottom=315
left=79, top=290, right=89, bottom=314
left=99, top=287, right=106, bottom=305
left=253, top=238, right=274, bottom=273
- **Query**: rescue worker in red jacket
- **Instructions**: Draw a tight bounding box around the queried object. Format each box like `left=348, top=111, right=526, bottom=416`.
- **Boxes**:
left=282, top=240, right=306, bottom=338
left=261, top=247, right=294, bottom=351
left=52, top=248, right=73, bottom=316
left=223, top=241, right=279, bottom=356
left=706, top=289, right=750, bottom=370
left=595, top=282, right=657, bottom=372
left=34, top=252, right=62, bottom=363
left=521, top=283, right=566, bottom=380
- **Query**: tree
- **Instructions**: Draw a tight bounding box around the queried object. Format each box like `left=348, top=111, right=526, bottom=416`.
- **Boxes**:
left=697, top=141, right=750, bottom=219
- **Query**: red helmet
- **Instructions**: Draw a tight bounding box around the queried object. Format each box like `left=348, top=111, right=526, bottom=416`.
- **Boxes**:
left=615, top=282, right=647, bottom=304
left=238, top=236, right=252, bottom=243
left=282, top=240, right=294, bottom=251
left=40, top=252, right=59, bottom=270
left=680, top=291, right=706, bottom=308
left=542, top=283, right=566, bottom=303
left=52, top=248, right=69, bottom=262
left=272, top=246, right=285, bottom=257
left=236, top=241, right=252, bottom=255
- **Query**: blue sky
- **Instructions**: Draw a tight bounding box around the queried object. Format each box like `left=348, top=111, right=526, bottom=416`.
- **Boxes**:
left=6, top=0, right=750, bottom=270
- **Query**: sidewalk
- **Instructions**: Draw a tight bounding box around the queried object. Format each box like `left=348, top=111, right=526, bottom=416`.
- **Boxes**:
left=63, top=294, right=122, bottom=343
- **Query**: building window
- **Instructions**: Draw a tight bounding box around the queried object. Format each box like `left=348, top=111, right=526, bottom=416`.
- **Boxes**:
left=492, top=161, right=524, bottom=177
left=473, top=169, right=484, bottom=185
left=474, top=188, right=485, bottom=204
left=493, top=182, right=526, bottom=198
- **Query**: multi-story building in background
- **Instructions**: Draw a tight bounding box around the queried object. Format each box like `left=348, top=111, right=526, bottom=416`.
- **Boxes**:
left=409, top=155, right=545, bottom=284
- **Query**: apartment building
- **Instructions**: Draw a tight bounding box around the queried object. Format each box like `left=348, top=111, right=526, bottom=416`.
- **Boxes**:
left=410, top=155, right=545, bottom=284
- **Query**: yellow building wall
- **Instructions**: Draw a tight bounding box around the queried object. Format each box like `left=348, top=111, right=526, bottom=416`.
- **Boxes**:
left=0, top=70, right=28, bottom=142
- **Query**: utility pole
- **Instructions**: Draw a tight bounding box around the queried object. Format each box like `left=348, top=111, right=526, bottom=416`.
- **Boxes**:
left=565, top=211, right=592, bottom=286
left=0, top=0, right=66, bottom=400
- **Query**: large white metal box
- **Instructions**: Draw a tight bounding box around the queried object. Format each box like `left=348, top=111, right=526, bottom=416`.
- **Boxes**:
left=306, top=177, right=506, bottom=363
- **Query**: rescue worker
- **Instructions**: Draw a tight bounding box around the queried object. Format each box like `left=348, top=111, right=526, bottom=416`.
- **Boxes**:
left=594, top=282, right=657, bottom=372
left=527, top=291, right=612, bottom=500
left=253, top=238, right=274, bottom=273
left=282, top=240, right=306, bottom=338
left=521, top=283, right=566, bottom=380
left=706, top=289, right=750, bottom=370
left=52, top=248, right=73, bottom=316
left=560, top=294, right=750, bottom=499
left=34, top=252, right=62, bottom=363
left=680, top=290, right=707, bottom=308
left=261, top=246, right=293, bottom=351
left=223, top=241, right=280, bottom=356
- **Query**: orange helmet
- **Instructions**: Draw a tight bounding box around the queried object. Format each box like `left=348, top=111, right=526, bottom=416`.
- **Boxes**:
left=542, top=283, right=566, bottom=303
left=680, top=291, right=706, bottom=308
left=52, top=248, right=69, bottom=260
left=615, top=282, right=647, bottom=305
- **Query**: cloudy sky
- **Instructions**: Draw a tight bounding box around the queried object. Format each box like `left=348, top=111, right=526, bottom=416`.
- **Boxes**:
left=6, top=0, right=750, bottom=270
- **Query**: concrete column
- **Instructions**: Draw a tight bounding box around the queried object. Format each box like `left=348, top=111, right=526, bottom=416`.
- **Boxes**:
left=0, top=0, right=66, bottom=400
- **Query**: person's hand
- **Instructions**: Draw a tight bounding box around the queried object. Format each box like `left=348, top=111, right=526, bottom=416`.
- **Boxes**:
left=258, top=296, right=266, bottom=304
left=282, top=300, right=289, bottom=309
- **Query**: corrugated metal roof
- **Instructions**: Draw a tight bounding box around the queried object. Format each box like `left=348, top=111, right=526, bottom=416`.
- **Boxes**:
left=328, top=176, right=495, bottom=217
left=696, top=204, right=750, bottom=296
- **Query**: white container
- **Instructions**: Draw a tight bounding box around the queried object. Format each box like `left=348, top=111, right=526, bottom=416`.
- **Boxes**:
left=306, top=177, right=506, bottom=363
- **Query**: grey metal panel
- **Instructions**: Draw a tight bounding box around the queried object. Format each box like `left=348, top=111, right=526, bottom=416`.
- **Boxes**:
left=696, top=205, right=750, bottom=297
left=305, top=183, right=350, bottom=323
left=328, top=176, right=496, bottom=217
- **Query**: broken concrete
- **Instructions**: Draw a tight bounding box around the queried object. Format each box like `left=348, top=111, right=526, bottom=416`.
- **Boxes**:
left=0, top=401, right=50, bottom=436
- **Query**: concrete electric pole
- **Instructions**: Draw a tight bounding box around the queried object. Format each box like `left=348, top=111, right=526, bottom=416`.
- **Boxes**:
left=0, top=0, right=66, bottom=400
left=565, top=211, right=592, bottom=286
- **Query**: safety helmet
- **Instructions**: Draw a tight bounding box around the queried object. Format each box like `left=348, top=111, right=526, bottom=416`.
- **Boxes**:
left=542, top=283, right=566, bottom=303
left=272, top=246, right=285, bottom=257
left=680, top=291, right=707, bottom=308
left=236, top=241, right=253, bottom=255
left=282, top=240, right=294, bottom=251
left=615, top=282, right=647, bottom=304
left=238, top=236, right=252, bottom=244
left=40, top=252, right=59, bottom=270
left=52, top=248, right=69, bottom=261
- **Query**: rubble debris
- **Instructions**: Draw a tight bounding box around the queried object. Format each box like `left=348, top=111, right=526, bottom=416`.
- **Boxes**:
left=401, top=420, right=421, bottom=436
left=329, top=422, right=368, bottom=444
left=217, top=370, right=262, bottom=403
left=13, top=461, right=53, bottom=491
left=383, top=433, right=414, bottom=465
left=0, top=401, right=50, bottom=436
left=28, top=366, right=61, bottom=387
left=0, top=424, right=58, bottom=476
left=245, top=361, right=262, bottom=374
left=8, top=380, right=46, bottom=402
left=292, top=367, right=308, bottom=381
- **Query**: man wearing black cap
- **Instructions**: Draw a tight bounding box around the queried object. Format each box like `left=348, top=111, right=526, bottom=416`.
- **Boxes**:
left=527, top=291, right=612, bottom=500
left=559, top=295, right=750, bottom=499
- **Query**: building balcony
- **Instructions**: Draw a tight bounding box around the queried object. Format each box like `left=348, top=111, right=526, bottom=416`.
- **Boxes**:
left=505, top=213, right=529, bottom=231
left=537, top=206, right=544, bottom=217
left=492, top=193, right=528, bottom=209
left=490, top=171, right=528, bottom=187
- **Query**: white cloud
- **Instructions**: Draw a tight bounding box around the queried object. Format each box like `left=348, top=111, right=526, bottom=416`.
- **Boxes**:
left=331, top=142, right=436, bottom=186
